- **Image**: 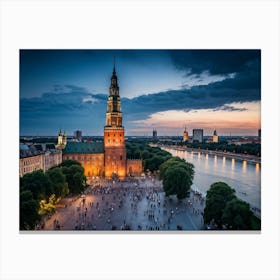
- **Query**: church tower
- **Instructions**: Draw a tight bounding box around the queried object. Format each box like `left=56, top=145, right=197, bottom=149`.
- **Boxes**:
left=56, top=129, right=66, bottom=150
left=104, top=61, right=126, bottom=179
left=183, top=126, right=188, bottom=142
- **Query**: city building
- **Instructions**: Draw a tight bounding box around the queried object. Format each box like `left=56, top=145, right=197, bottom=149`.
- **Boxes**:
left=74, top=130, right=82, bottom=142
left=56, top=129, right=67, bottom=149
left=213, top=130, right=218, bottom=143
left=60, top=64, right=142, bottom=179
left=19, top=143, right=62, bottom=177
left=258, top=129, right=261, bottom=138
left=183, top=126, right=188, bottom=142
left=152, top=129, right=158, bottom=140
left=63, top=142, right=104, bottom=177
left=20, top=144, right=44, bottom=177
left=193, top=129, right=203, bottom=143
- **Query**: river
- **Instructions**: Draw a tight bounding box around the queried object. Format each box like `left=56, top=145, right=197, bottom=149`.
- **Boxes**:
left=162, top=147, right=261, bottom=211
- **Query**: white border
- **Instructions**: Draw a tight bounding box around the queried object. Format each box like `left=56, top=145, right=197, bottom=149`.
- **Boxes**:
left=1, top=1, right=280, bottom=280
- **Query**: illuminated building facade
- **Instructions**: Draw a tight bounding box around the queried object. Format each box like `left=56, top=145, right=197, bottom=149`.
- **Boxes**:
left=183, top=126, right=188, bottom=142
left=56, top=129, right=67, bottom=149
left=104, top=64, right=127, bottom=179
left=213, top=130, right=218, bottom=143
left=63, top=142, right=104, bottom=177
left=61, top=64, right=142, bottom=180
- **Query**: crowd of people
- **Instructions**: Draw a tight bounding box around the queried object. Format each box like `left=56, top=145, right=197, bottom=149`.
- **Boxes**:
left=42, top=176, right=205, bottom=231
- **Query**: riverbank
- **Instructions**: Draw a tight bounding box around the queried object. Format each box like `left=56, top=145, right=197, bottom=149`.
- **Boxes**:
left=160, top=145, right=261, bottom=164
left=160, top=146, right=261, bottom=220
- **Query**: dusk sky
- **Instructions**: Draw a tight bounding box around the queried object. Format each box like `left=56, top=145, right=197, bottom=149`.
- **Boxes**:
left=20, top=50, right=261, bottom=136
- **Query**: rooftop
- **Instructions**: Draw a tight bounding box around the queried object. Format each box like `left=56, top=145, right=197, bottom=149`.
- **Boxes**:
left=63, top=142, right=104, bottom=154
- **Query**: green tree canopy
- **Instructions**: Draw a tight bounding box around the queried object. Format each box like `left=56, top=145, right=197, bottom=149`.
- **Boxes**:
left=20, top=170, right=52, bottom=200
left=161, top=157, right=194, bottom=200
left=46, top=167, right=69, bottom=198
left=61, top=164, right=86, bottom=194
left=58, top=159, right=82, bottom=168
left=203, top=182, right=236, bottom=228
left=222, top=198, right=253, bottom=230
left=159, top=157, right=186, bottom=180
left=141, top=150, right=150, bottom=160
left=20, top=190, right=40, bottom=230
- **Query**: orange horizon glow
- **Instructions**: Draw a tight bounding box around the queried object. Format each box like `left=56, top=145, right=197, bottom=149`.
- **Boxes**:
left=131, top=101, right=260, bottom=135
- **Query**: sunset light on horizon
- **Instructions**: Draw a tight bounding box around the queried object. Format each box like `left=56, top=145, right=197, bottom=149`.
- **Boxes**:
left=20, top=50, right=261, bottom=136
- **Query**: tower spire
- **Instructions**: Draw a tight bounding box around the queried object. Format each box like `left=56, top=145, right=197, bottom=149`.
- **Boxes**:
left=113, top=56, right=116, bottom=74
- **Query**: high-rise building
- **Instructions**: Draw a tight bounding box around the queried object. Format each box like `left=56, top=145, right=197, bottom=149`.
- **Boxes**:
left=193, top=129, right=203, bottom=143
left=213, top=129, right=218, bottom=143
left=183, top=126, right=188, bottom=142
left=104, top=63, right=127, bottom=179
left=258, top=129, right=261, bottom=138
left=74, top=130, right=82, bottom=142
left=152, top=129, right=157, bottom=139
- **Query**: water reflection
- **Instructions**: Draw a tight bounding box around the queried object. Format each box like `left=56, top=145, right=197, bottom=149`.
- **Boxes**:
left=256, top=163, right=260, bottom=174
left=222, top=156, right=226, bottom=168
left=214, top=155, right=217, bottom=168
left=242, top=160, right=247, bottom=174
left=163, top=147, right=261, bottom=209
left=190, top=151, right=193, bottom=160
left=205, top=153, right=208, bottom=170
left=231, top=158, right=235, bottom=171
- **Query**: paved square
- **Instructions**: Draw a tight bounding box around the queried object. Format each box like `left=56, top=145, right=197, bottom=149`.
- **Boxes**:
left=41, top=177, right=205, bottom=231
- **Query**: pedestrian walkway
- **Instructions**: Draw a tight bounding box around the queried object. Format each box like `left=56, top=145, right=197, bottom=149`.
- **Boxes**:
left=40, top=176, right=205, bottom=231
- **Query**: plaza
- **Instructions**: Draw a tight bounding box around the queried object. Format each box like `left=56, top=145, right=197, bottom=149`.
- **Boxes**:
left=41, top=176, right=205, bottom=231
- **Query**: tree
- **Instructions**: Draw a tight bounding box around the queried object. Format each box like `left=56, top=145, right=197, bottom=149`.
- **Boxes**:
left=61, top=164, right=86, bottom=194
left=161, top=158, right=194, bottom=200
left=141, top=150, right=150, bottom=160
left=133, top=149, right=141, bottom=159
left=46, top=167, right=69, bottom=198
left=20, top=190, right=40, bottom=230
left=203, top=182, right=236, bottom=228
left=58, top=159, right=81, bottom=168
left=222, top=198, right=254, bottom=230
left=20, top=170, right=52, bottom=200
left=159, top=157, right=186, bottom=180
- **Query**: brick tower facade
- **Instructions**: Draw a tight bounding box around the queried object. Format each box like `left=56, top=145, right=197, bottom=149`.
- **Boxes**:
left=104, top=63, right=127, bottom=179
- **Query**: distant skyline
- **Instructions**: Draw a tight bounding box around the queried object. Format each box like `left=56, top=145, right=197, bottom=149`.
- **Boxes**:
left=20, top=50, right=261, bottom=136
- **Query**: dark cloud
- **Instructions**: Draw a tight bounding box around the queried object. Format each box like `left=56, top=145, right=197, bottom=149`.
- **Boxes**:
left=169, top=50, right=260, bottom=75
left=212, top=105, right=248, bottom=112
left=123, top=76, right=260, bottom=121
left=20, top=58, right=260, bottom=135
left=20, top=85, right=107, bottom=135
